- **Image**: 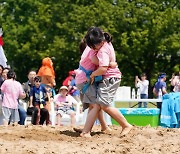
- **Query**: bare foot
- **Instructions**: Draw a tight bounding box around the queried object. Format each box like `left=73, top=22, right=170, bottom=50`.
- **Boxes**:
left=101, top=127, right=112, bottom=134
left=80, top=132, right=91, bottom=138
left=73, top=127, right=83, bottom=133
left=120, top=125, right=133, bottom=137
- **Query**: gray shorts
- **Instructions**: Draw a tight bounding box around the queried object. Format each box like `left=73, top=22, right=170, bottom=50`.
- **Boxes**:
left=77, top=83, right=97, bottom=110
left=2, top=106, right=20, bottom=123
left=57, top=109, right=75, bottom=117
left=96, top=77, right=121, bottom=106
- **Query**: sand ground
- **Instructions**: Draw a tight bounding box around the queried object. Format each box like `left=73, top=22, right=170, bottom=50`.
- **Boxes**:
left=0, top=125, right=180, bottom=154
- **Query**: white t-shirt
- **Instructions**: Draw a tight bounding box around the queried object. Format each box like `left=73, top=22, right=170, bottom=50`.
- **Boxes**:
left=136, top=80, right=149, bottom=95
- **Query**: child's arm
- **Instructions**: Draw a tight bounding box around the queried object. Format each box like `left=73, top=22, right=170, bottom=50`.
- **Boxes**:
left=109, top=62, right=117, bottom=68
left=91, top=55, right=118, bottom=68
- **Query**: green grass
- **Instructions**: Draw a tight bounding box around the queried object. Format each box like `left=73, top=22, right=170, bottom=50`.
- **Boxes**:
left=114, top=101, right=157, bottom=108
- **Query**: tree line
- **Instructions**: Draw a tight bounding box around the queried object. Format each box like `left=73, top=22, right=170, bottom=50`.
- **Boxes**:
left=0, top=0, right=179, bottom=95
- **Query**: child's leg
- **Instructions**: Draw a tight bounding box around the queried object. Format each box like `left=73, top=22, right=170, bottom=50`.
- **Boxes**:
left=2, top=107, right=11, bottom=126
left=3, top=120, right=8, bottom=126
left=56, top=114, right=62, bottom=126
left=101, top=105, right=132, bottom=136
left=69, top=111, right=76, bottom=127
left=43, top=105, right=50, bottom=125
left=80, top=104, right=101, bottom=137
left=97, top=109, right=111, bottom=132
left=35, top=105, right=40, bottom=125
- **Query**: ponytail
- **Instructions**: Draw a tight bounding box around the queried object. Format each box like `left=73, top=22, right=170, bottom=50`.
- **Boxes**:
left=104, top=32, right=112, bottom=43
left=79, top=38, right=87, bottom=54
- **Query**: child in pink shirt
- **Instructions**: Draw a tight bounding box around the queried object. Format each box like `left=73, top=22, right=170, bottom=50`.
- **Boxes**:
left=1, top=70, right=26, bottom=125
left=79, top=27, right=132, bottom=137
left=54, top=86, right=78, bottom=126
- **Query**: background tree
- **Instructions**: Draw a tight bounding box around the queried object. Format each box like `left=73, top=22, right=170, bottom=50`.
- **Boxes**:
left=0, top=0, right=179, bottom=96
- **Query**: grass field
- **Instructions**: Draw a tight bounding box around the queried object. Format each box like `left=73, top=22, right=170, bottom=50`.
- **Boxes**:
left=114, top=101, right=157, bottom=108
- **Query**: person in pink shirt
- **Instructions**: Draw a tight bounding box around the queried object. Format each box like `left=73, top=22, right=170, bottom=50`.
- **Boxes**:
left=74, top=38, right=117, bottom=136
left=78, top=27, right=132, bottom=137
left=1, top=70, right=26, bottom=125
left=54, top=86, right=78, bottom=126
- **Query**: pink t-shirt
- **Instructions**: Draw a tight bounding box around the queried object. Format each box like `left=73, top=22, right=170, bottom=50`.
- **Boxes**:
left=1, top=79, right=24, bottom=109
left=97, top=42, right=121, bottom=78
left=54, top=94, right=78, bottom=108
left=75, top=46, right=97, bottom=84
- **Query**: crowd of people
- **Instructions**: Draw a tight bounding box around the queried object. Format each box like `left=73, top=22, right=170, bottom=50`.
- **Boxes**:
left=134, top=71, right=180, bottom=109
left=0, top=26, right=179, bottom=137
left=0, top=57, right=80, bottom=127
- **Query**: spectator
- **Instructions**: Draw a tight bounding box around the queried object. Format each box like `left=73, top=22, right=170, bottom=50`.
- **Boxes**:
left=170, top=72, right=180, bottom=92
left=135, top=73, right=149, bottom=108
left=29, top=76, right=50, bottom=125
left=37, top=57, right=56, bottom=88
left=2, top=67, right=10, bottom=80
left=62, top=70, right=75, bottom=87
left=22, top=70, right=37, bottom=124
left=153, top=73, right=167, bottom=109
left=1, top=70, right=26, bottom=125
left=1, top=67, right=27, bottom=125
left=54, top=86, right=78, bottom=126
left=68, top=73, right=81, bottom=103
left=37, top=57, right=56, bottom=111
left=0, top=65, right=4, bottom=87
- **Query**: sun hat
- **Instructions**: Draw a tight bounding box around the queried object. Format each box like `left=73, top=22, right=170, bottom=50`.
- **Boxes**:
left=59, top=86, right=68, bottom=91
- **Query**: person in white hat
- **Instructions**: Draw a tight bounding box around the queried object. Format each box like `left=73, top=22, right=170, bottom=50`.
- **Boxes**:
left=54, top=86, right=78, bottom=126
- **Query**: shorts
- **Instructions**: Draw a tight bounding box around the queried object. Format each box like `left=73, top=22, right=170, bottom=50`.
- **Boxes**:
left=57, top=108, right=75, bottom=117
left=77, top=83, right=97, bottom=110
left=2, top=106, right=19, bottom=123
left=96, top=77, right=121, bottom=106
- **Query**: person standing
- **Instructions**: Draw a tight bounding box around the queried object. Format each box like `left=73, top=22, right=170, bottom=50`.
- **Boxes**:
left=135, top=73, right=149, bottom=108
left=37, top=57, right=56, bottom=111
left=153, top=73, right=167, bottom=109
left=1, top=70, right=26, bottom=125
left=1, top=67, right=27, bottom=125
left=37, top=57, right=56, bottom=88
left=170, top=72, right=180, bottom=92
left=78, top=27, right=132, bottom=137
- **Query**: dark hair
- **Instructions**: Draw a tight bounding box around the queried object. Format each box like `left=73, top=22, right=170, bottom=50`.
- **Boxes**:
left=34, top=76, right=41, bottom=82
left=7, top=70, right=16, bottom=80
left=85, top=27, right=112, bottom=49
left=3, top=67, right=10, bottom=71
left=0, top=64, right=4, bottom=70
left=141, top=73, right=147, bottom=77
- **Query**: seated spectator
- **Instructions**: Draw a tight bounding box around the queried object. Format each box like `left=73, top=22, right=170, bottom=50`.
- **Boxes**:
left=54, top=86, right=78, bottom=126
left=1, top=70, right=26, bottom=125
left=29, top=76, right=50, bottom=125
left=68, top=73, right=81, bottom=102
left=62, top=70, right=75, bottom=87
